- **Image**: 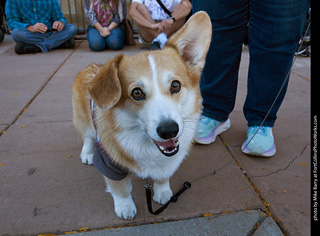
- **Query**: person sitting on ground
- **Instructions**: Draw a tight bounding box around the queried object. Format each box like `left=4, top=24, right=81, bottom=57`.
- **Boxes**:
left=84, top=0, right=126, bottom=52
left=0, top=0, right=6, bottom=43
left=129, top=0, right=192, bottom=50
left=5, top=0, right=77, bottom=55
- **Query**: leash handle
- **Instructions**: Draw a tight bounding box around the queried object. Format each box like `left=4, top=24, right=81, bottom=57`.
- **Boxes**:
left=145, top=181, right=191, bottom=215
left=170, top=181, right=191, bottom=202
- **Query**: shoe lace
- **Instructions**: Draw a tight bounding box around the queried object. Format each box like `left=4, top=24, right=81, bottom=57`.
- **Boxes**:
left=250, top=126, right=268, bottom=137
left=199, top=116, right=210, bottom=124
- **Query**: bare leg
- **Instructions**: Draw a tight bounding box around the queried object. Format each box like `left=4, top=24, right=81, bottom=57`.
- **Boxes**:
left=135, top=2, right=188, bottom=45
left=164, top=18, right=185, bottom=38
left=164, top=1, right=190, bottom=38
left=136, top=4, right=160, bottom=43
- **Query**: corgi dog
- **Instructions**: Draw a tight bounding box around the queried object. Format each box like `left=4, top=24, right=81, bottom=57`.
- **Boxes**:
left=72, top=12, right=212, bottom=220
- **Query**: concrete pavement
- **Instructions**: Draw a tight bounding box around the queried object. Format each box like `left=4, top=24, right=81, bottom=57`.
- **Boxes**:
left=0, top=35, right=310, bottom=236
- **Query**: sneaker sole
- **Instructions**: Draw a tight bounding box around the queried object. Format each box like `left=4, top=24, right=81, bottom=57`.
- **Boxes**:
left=194, top=119, right=231, bottom=145
left=241, top=142, right=276, bottom=157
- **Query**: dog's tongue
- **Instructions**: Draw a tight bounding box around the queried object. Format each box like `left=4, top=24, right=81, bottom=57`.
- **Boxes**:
left=154, top=138, right=178, bottom=149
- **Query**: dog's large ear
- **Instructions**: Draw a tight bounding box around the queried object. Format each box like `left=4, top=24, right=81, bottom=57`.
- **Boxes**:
left=167, top=11, right=212, bottom=75
left=88, top=54, right=124, bottom=110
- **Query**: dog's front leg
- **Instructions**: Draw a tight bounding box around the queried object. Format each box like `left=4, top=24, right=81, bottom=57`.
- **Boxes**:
left=80, top=136, right=94, bottom=165
left=104, top=174, right=137, bottom=220
left=153, top=178, right=173, bottom=205
left=80, top=128, right=95, bottom=165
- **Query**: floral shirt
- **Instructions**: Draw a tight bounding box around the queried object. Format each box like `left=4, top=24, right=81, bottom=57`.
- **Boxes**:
left=84, top=0, right=126, bottom=27
left=132, top=0, right=181, bottom=21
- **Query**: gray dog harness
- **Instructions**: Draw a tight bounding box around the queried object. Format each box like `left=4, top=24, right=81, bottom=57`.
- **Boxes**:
left=91, top=100, right=128, bottom=181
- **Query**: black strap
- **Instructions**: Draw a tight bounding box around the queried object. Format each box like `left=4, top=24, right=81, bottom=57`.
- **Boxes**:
left=156, top=0, right=172, bottom=17
left=145, top=181, right=191, bottom=215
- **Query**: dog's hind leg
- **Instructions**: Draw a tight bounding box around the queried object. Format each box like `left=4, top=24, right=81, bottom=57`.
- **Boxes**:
left=104, top=174, right=137, bottom=220
left=80, top=128, right=95, bottom=165
left=153, top=178, right=173, bottom=205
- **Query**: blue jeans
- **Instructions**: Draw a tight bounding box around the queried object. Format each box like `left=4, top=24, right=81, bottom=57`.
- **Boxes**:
left=193, top=0, right=310, bottom=127
left=87, top=26, right=124, bottom=51
left=11, top=24, right=77, bottom=53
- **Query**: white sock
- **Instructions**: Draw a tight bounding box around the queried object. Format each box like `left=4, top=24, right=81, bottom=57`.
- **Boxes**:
left=153, top=33, right=168, bottom=49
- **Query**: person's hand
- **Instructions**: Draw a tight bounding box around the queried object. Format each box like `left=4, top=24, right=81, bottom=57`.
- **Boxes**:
left=27, top=23, right=47, bottom=33
left=151, top=23, right=163, bottom=33
left=99, top=27, right=110, bottom=37
left=161, top=18, right=174, bottom=31
left=53, top=21, right=65, bottom=31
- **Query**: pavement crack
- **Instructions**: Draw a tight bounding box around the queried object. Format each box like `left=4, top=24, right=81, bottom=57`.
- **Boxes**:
left=291, top=71, right=310, bottom=82
left=0, top=41, right=82, bottom=137
left=14, top=120, right=73, bottom=125
left=252, top=143, right=310, bottom=178
left=247, top=212, right=268, bottom=236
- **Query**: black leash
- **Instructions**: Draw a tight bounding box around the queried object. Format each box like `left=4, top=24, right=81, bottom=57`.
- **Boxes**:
left=145, top=181, right=191, bottom=215
left=143, top=146, right=235, bottom=216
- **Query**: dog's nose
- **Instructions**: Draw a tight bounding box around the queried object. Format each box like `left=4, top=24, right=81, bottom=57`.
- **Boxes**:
left=157, top=120, right=179, bottom=140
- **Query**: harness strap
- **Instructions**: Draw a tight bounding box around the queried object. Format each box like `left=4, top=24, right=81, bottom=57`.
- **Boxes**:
left=90, top=99, right=129, bottom=181
left=156, top=0, right=172, bottom=17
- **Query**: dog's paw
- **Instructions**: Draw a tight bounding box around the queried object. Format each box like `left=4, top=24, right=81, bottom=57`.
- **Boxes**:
left=153, top=180, right=173, bottom=205
left=153, top=189, right=173, bottom=205
left=80, top=153, right=94, bottom=165
left=114, top=196, right=137, bottom=220
left=80, top=137, right=95, bottom=165
left=115, top=203, right=137, bottom=220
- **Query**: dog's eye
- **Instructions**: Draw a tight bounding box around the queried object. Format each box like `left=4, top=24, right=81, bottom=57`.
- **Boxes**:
left=131, top=88, right=145, bottom=100
left=170, top=80, right=181, bottom=93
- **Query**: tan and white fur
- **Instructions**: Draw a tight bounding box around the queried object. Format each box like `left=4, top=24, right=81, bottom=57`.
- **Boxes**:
left=72, top=12, right=212, bottom=220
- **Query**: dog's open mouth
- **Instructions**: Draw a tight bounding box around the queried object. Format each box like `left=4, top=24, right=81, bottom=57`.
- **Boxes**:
left=153, top=138, right=180, bottom=157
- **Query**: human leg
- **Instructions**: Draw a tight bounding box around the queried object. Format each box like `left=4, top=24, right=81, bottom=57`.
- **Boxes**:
left=244, top=0, right=311, bottom=127
left=163, top=1, right=190, bottom=38
left=136, top=4, right=159, bottom=43
left=163, top=18, right=184, bottom=38
left=11, top=29, right=46, bottom=45
left=11, top=24, right=76, bottom=53
left=106, top=26, right=124, bottom=50
left=11, top=29, right=45, bottom=53
left=36, top=24, right=77, bottom=52
left=193, top=0, right=249, bottom=122
left=87, top=26, right=107, bottom=51
left=240, top=0, right=310, bottom=156
left=192, top=0, right=248, bottom=144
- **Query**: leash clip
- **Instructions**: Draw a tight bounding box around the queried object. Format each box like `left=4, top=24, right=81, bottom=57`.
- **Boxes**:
left=145, top=181, right=191, bottom=215
left=144, top=183, right=153, bottom=190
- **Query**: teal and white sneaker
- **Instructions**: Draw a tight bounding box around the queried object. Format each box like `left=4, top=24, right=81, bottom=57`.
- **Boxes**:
left=194, top=116, right=231, bottom=144
left=241, top=126, right=276, bottom=157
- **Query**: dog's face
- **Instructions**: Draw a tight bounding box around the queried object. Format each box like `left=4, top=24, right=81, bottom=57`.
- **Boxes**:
left=116, top=48, right=201, bottom=158
left=88, top=12, right=212, bottom=169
